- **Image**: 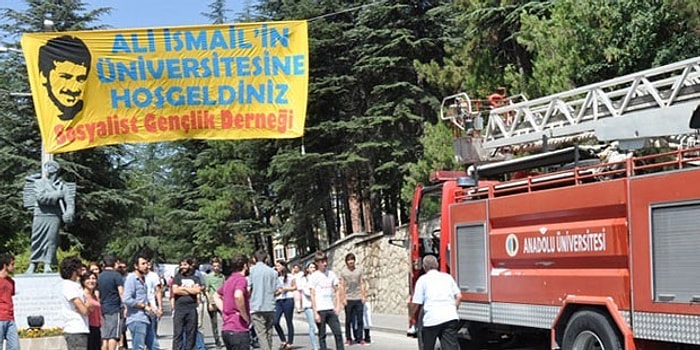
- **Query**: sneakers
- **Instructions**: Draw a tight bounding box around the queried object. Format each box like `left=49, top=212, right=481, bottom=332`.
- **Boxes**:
left=359, top=340, right=369, bottom=345
left=345, top=339, right=354, bottom=346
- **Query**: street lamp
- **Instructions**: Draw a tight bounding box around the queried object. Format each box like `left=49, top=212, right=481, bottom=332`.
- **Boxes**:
left=41, top=18, right=55, bottom=176
left=43, top=19, right=55, bottom=31
left=0, top=46, right=23, bottom=54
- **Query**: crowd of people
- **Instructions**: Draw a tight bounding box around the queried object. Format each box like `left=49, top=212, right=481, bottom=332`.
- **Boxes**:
left=60, top=253, right=166, bottom=350
left=216, top=249, right=373, bottom=350
left=0, top=249, right=377, bottom=350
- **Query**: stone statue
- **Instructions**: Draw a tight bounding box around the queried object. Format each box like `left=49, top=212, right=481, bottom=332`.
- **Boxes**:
left=22, top=161, right=76, bottom=273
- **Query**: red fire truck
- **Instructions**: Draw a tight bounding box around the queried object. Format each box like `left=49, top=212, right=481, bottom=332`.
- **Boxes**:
left=388, top=56, right=700, bottom=350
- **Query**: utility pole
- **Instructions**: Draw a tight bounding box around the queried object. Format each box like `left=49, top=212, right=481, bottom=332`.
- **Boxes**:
left=40, top=19, right=56, bottom=178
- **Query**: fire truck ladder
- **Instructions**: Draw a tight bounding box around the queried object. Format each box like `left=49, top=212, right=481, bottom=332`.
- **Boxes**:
left=482, top=56, right=700, bottom=150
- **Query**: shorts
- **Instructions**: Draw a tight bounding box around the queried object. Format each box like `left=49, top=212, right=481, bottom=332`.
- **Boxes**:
left=101, top=312, right=121, bottom=340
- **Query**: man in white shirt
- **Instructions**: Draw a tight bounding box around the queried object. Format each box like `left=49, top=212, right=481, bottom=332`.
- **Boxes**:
left=145, top=260, right=164, bottom=349
left=60, top=256, right=93, bottom=350
left=409, top=255, right=460, bottom=350
left=309, top=251, right=344, bottom=350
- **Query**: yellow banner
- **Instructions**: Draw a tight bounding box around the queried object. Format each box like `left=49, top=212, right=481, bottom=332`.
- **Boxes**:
left=21, top=21, right=308, bottom=153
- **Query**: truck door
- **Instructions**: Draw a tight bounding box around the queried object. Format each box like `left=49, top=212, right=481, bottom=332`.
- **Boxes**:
left=628, top=168, right=700, bottom=345
left=411, top=183, right=443, bottom=280
left=450, top=200, right=490, bottom=308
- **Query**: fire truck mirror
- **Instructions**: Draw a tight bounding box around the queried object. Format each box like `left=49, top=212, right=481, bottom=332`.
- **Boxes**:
left=389, top=238, right=409, bottom=249
left=382, top=214, right=396, bottom=236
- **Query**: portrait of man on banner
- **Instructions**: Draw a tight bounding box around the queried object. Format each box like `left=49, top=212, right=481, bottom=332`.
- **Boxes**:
left=38, top=35, right=92, bottom=121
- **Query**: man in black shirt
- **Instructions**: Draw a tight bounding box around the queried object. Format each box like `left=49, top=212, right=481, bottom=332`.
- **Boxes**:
left=97, top=255, right=124, bottom=350
left=172, top=257, right=203, bottom=350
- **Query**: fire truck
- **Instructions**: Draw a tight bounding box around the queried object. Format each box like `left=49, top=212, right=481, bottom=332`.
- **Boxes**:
left=387, top=56, right=700, bottom=350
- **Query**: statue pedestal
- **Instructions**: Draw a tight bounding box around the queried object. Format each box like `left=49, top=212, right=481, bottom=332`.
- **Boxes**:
left=12, top=274, right=64, bottom=328
left=18, top=336, right=67, bottom=350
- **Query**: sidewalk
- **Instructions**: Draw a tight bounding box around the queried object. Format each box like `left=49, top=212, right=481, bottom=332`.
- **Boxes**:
left=339, top=312, right=407, bottom=335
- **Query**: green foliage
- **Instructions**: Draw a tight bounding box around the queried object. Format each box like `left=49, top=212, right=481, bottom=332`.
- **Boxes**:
left=416, top=0, right=544, bottom=98
left=518, top=0, right=700, bottom=95
left=0, top=31, right=41, bottom=253
left=109, top=141, right=203, bottom=262
left=13, top=245, right=84, bottom=273
left=1, top=0, right=697, bottom=265
left=342, top=0, right=452, bottom=225
left=203, top=0, right=230, bottom=24
left=401, top=121, right=457, bottom=205
left=0, top=0, right=111, bottom=38
left=191, top=140, right=259, bottom=258
left=0, top=1, right=129, bottom=261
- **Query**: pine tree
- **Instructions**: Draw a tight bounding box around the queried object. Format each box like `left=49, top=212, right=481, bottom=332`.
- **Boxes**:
left=0, top=0, right=130, bottom=260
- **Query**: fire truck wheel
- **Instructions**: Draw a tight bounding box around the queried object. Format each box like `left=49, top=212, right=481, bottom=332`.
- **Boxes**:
left=562, top=310, right=622, bottom=350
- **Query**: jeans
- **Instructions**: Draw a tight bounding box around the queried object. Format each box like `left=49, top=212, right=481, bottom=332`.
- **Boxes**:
left=128, top=320, right=155, bottom=350
left=0, top=321, right=19, bottom=350
left=344, top=300, right=364, bottom=343
left=147, top=313, right=161, bottom=350
left=274, top=298, right=295, bottom=345
left=317, top=310, right=344, bottom=350
left=303, top=308, right=319, bottom=350
left=179, top=331, right=205, bottom=350
left=222, top=330, right=250, bottom=350
left=196, top=331, right=206, bottom=350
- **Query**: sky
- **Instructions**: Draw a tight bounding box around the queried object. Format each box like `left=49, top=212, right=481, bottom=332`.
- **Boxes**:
left=3, top=0, right=248, bottom=30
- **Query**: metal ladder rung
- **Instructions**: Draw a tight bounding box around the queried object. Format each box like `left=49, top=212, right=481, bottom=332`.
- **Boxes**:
left=483, top=56, right=700, bottom=149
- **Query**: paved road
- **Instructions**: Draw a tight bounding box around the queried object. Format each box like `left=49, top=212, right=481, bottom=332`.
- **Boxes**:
left=153, top=307, right=417, bottom=350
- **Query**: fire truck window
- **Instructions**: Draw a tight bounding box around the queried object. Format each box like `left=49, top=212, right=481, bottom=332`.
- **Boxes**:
left=421, top=237, right=438, bottom=256
left=418, top=234, right=442, bottom=270
left=418, top=187, right=442, bottom=265
left=417, top=188, right=441, bottom=227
